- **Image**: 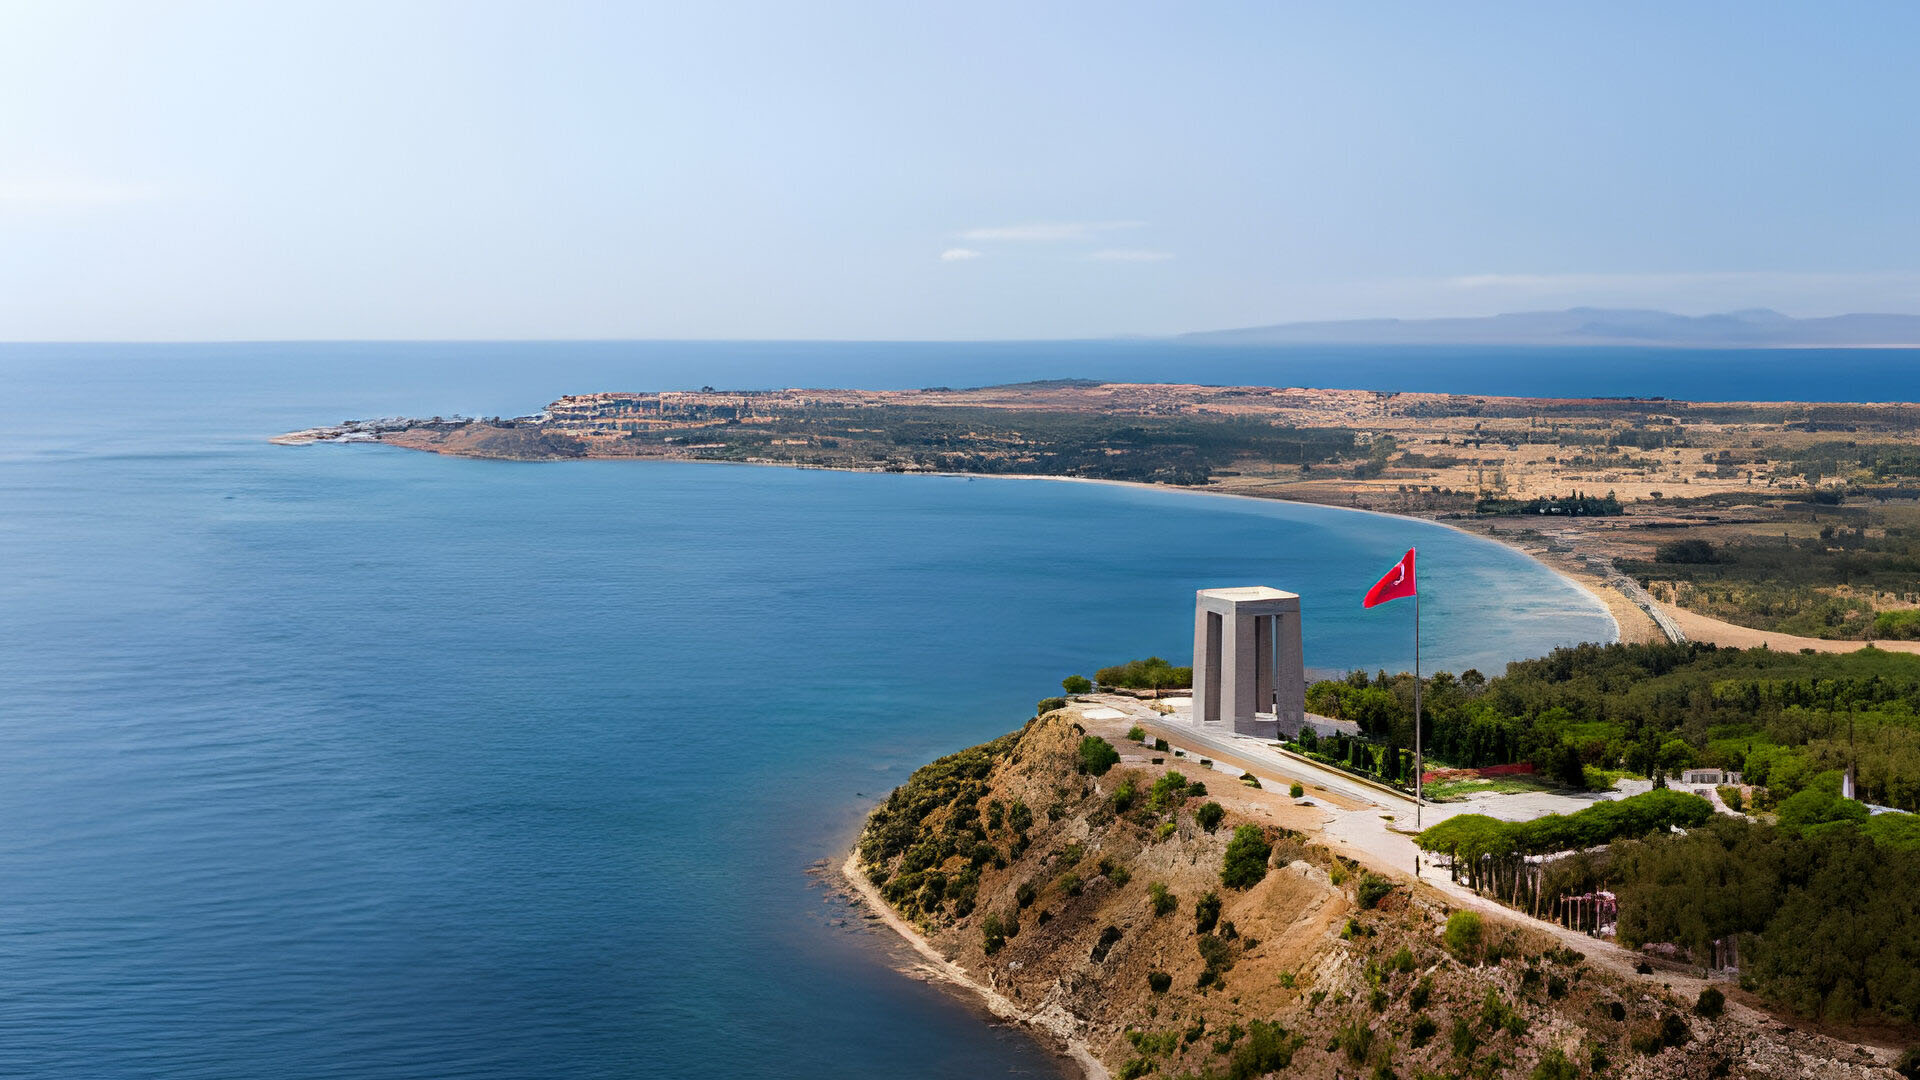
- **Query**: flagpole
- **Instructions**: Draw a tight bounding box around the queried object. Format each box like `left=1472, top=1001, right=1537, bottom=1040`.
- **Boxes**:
left=1414, top=587, right=1423, bottom=831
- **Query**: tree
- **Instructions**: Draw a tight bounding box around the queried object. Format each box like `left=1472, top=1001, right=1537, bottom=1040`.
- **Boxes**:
left=1062, top=674, right=1092, bottom=695
left=1220, top=825, right=1272, bottom=888
left=1077, top=736, right=1119, bottom=776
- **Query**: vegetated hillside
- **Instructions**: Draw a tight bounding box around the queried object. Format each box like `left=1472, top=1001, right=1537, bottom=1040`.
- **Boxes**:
left=855, top=712, right=1885, bottom=1079
left=1303, top=642, right=1920, bottom=816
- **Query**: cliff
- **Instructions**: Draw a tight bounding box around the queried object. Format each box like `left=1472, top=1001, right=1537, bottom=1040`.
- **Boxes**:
left=851, top=710, right=1896, bottom=1080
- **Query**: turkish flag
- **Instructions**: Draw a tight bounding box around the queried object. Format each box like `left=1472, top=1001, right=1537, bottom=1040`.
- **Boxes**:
left=1363, top=548, right=1417, bottom=608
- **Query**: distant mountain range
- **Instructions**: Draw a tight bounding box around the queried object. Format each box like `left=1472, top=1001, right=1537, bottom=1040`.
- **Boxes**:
left=1181, top=308, right=1920, bottom=347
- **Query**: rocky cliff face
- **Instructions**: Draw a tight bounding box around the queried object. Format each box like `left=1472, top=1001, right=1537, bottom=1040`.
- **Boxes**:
left=855, top=711, right=1896, bottom=1080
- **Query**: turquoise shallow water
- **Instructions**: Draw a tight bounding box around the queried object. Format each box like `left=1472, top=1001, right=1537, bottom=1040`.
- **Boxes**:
left=0, top=344, right=1615, bottom=1078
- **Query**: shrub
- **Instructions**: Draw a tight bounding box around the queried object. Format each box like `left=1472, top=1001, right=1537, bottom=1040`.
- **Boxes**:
left=1008, top=800, right=1033, bottom=833
left=1195, top=890, right=1222, bottom=934
left=1290, top=782, right=1305, bottom=798
left=1227, top=1020, right=1301, bottom=1080
left=1126, top=724, right=1146, bottom=742
left=1189, top=781, right=1208, bottom=796
left=1658, top=1012, right=1690, bottom=1047
left=1154, top=821, right=1176, bottom=840
left=1077, top=736, right=1120, bottom=776
left=1059, top=872, right=1083, bottom=897
left=1110, top=778, right=1139, bottom=812
left=1014, top=881, right=1036, bottom=908
left=1531, top=1048, right=1578, bottom=1080
left=1037, top=696, right=1068, bottom=715
left=1896, top=1048, right=1920, bottom=1080
left=1149, top=882, right=1176, bottom=916
left=1410, top=1014, right=1437, bottom=1047
left=1062, top=674, right=1093, bottom=695
left=1336, top=1019, right=1374, bottom=1063
left=1388, top=945, right=1415, bottom=973
left=1450, top=1016, right=1476, bottom=1058
left=1096, top=656, right=1192, bottom=692
left=982, top=913, right=1006, bottom=954
left=1241, top=773, right=1261, bottom=788
left=1694, top=986, right=1724, bottom=1018
left=1221, top=825, right=1272, bottom=888
left=1154, top=737, right=1169, bottom=751
left=1148, top=970, right=1172, bottom=993
left=1629, top=1028, right=1663, bottom=1055
left=1196, top=800, right=1226, bottom=831
left=1444, top=910, right=1484, bottom=961
left=1357, top=873, right=1394, bottom=909
left=1196, top=933, right=1234, bottom=985
left=1150, top=770, right=1192, bottom=810
left=1409, top=977, right=1432, bottom=1011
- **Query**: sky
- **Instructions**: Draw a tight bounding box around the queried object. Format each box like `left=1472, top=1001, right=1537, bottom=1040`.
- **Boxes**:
left=2, top=1, right=1917, bottom=341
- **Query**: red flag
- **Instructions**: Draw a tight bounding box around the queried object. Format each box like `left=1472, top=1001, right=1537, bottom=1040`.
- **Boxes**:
left=1363, top=548, right=1417, bottom=608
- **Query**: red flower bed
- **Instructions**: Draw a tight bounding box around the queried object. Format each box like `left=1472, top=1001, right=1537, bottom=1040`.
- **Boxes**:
left=1419, top=762, right=1536, bottom=784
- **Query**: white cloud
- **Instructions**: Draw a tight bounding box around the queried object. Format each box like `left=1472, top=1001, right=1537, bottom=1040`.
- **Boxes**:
left=1089, top=248, right=1173, bottom=262
left=958, top=220, right=1144, bottom=243
left=939, top=247, right=983, bottom=261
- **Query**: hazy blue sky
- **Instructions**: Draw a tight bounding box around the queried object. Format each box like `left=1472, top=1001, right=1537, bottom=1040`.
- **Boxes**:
left=3, top=1, right=1917, bottom=340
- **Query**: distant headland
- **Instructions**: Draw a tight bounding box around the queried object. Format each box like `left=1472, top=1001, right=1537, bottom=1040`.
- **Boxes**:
left=1181, top=307, right=1920, bottom=347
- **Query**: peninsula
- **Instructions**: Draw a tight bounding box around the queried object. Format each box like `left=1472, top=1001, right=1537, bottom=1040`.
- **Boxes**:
left=278, top=381, right=1920, bottom=652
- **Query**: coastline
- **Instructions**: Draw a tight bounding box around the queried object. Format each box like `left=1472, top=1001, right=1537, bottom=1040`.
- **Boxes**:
left=312, top=435, right=1636, bottom=651
left=837, top=848, right=1110, bottom=1080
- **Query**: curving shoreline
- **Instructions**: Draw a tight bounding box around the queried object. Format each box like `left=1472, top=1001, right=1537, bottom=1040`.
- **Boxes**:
left=838, top=849, right=1109, bottom=1080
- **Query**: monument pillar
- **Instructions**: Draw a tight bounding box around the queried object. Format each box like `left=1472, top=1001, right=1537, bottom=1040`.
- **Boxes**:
left=1191, top=587, right=1305, bottom=737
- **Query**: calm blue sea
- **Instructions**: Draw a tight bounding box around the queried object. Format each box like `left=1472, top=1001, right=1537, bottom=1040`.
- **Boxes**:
left=0, top=338, right=1793, bottom=1079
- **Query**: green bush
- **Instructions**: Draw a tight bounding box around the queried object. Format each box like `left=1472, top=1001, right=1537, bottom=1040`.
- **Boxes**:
left=1196, top=800, right=1226, bottom=831
left=1096, top=656, right=1193, bottom=692
left=982, top=912, right=1007, bottom=954
left=1037, top=696, right=1068, bottom=715
left=1147, top=970, right=1172, bottom=993
left=1059, top=872, right=1083, bottom=897
left=1290, top=782, right=1305, bottom=798
left=1531, top=1048, right=1578, bottom=1080
left=1450, top=1016, right=1476, bottom=1058
left=1015, top=881, right=1036, bottom=908
left=1077, top=736, right=1120, bottom=776
left=1220, top=825, right=1272, bottom=888
left=1149, top=881, right=1176, bottom=916
left=1189, top=781, right=1208, bottom=796
left=1357, top=873, right=1394, bottom=909
left=1895, top=1047, right=1920, bottom=1080
left=1150, top=770, right=1192, bottom=810
left=1110, top=778, right=1139, bottom=812
left=1226, top=1020, right=1301, bottom=1080
left=1410, top=1014, right=1437, bottom=1047
left=1126, top=724, right=1146, bottom=742
left=1694, top=986, right=1724, bottom=1018
left=1388, top=945, right=1415, bottom=973
left=1195, top=890, right=1222, bottom=934
left=1336, top=1018, right=1373, bottom=1063
left=1444, top=910, right=1484, bottom=961
left=1062, top=674, right=1093, bottom=695
left=1658, top=1013, right=1690, bottom=1047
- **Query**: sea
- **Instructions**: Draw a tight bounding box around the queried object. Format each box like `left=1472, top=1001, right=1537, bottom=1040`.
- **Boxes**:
left=0, top=340, right=1907, bottom=1079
